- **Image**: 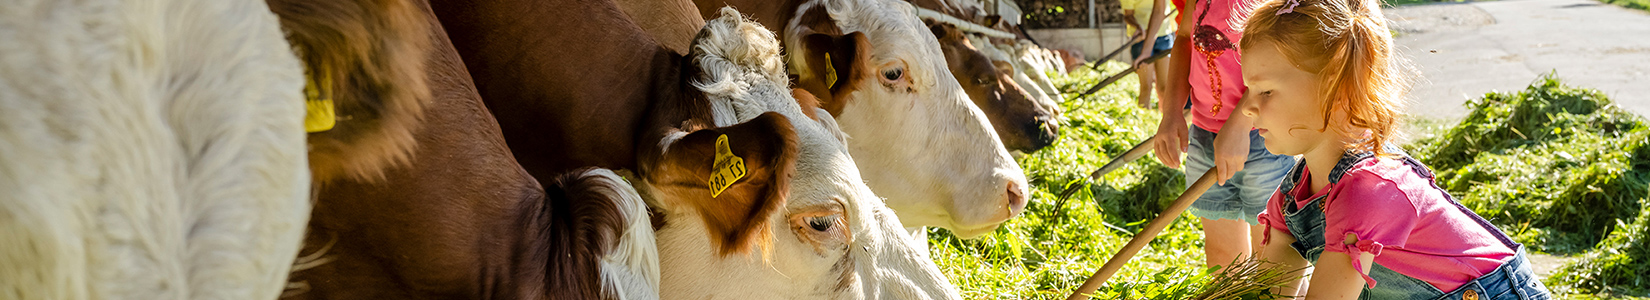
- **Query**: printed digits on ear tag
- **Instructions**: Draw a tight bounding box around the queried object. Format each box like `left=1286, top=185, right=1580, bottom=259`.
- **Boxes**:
left=709, top=134, right=748, bottom=198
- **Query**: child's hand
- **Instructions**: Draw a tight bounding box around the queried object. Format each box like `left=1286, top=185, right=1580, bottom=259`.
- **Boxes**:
left=1213, top=117, right=1252, bottom=185
left=1153, top=117, right=1189, bottom=168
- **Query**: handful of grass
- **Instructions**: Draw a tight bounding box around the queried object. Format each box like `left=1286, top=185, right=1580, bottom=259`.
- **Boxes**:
left=1100, top=256, right=1305, bottom=300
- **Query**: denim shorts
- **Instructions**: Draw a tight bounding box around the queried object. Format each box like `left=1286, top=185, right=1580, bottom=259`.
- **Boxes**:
left=1130, top=35, right=1174, bottom=60
left=1184, top=126, right=1296, bottom=225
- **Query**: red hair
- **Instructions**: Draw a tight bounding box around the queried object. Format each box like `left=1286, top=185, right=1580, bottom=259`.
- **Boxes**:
left=1239, top=0, right=1412, bottom=154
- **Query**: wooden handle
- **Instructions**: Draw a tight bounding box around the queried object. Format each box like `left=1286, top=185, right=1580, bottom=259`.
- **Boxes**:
left=1065, top=171, right=1219, bottom=300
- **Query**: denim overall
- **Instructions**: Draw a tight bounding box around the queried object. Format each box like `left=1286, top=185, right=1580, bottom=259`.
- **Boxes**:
left=1277, top=149, right=1553, bottom=300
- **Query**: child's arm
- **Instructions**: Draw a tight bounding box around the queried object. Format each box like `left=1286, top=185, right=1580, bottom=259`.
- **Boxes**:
left=1303, top=250, right=1375, bottom=300
left=1212, top=93, right=1257, bottom=184
left=1133, top=0, right=1168, bottom=67
left=1152, top=0, right=1198, bottom=168
left=1256, top=227, right=1309, bottom=296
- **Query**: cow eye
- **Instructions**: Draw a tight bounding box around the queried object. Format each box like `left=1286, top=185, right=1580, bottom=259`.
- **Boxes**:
left=808, top=217, right=834, bottom=231
left=882, top=68, right=903, bottom=81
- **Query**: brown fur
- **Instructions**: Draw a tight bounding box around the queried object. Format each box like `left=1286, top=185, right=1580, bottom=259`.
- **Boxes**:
left=927, top=22, right=1058, bottom=152
left=537, top=168, right=633, bottom=300
left=268, top=0, right=433, bottom=183
left=286, top=1, right=640, bottom=298
left=791, top=88, right=822, bottom=120
left=431, top=0, right=798, bottom=256
left=615, top=0, right=707, bottom=55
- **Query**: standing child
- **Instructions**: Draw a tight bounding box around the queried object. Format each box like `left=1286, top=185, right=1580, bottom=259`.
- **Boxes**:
left=1239, top=0, right=1555, bottom=298
left=1152, top=0, right=1296, bottom=272
left=1122, top=0, right=1178, bottom=107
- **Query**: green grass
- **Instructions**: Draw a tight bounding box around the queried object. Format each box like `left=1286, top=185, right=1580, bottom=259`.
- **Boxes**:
left=926, top=63, right=1220, bottom=299
left=1599, top=0, right=1650, bottom=12
left=930, top=67, right=1650, bottom=298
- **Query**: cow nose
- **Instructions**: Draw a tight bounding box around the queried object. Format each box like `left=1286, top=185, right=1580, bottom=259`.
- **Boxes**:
left=1004, top=180, right=1027, bottom=219
left=1025, top=116, right=1058, bottom=151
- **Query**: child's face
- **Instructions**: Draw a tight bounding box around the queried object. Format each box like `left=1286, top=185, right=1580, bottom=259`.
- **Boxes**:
left=1239, top=41, right=1331, bottom=156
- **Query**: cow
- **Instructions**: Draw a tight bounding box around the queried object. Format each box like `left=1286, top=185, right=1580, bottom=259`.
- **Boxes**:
left=644, top=10, right=962, bottom=298
left=925, top=21, right=1058, bottom=153
left=267, top=0, right=661, bottom=299
left=0, top=0, right=310, bottom=298
left=429, top=0, right=962, bottom=298
left=671, top=0, right=1031, bottom=238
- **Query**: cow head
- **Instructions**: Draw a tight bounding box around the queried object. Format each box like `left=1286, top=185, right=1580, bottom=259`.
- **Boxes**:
left=785, top=0, right=1027, bottom=238
left=642, top=10, right=962, bottom=298
left=270, top=0, right=433, bottom=183
left=925, top=21, right=1058, bottom=153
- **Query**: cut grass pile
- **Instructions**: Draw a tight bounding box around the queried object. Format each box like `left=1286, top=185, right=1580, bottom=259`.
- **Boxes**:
left=1400, top=74, right=1649, bottom=297
left=1407, top=74, right=1649, bottom=255
left=930, top=66, right=1648, bottom=298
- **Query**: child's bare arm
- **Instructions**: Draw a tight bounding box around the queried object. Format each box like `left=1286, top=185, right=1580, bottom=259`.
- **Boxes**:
left=1304, top=251, right=1374, bottom=300
left=1152, top=0, right=1196, bottom=168
left=1257, top=227, right=1309, bottom=296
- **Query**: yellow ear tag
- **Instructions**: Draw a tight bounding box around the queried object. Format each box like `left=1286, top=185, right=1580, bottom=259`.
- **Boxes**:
left=303, top=69, right=337, bottom=133
left=708, top=134, right=748, bottom=198
left=823, top=52, right=838, bottom=89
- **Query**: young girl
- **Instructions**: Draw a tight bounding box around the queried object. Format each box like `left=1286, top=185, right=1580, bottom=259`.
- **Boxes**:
left=1239, top=0, right=1554, bottom=298
left=1152, top=0, right=1295, bottom=273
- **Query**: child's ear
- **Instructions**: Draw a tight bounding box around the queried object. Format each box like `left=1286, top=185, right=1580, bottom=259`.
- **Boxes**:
left=640, top=112, right=798, bottom=256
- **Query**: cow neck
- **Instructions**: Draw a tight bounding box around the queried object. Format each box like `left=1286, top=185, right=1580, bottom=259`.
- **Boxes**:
left=635, top=50, right=714, bottom=181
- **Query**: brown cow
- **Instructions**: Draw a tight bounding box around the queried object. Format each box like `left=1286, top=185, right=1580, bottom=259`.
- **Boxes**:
left=429, top=0, right=964, bottom=297
left=926, top=21, right=1058, bottom=153
left=274, top=1, right=660, bottom=299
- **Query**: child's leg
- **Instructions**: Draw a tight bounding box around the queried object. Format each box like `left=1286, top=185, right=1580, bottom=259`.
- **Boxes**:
left=1200, top=218, right=1256, bottom=269
left=1136, top=65, right=1156, bottom=107
left=1154, top=58, right=1173, bottom=107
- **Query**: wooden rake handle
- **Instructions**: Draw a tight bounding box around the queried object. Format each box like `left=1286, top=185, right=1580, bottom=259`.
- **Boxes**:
left=1065, top=171, right=1219, bottom=300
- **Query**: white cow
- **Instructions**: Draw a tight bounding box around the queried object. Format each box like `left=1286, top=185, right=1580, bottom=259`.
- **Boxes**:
left=645, top=10, right=962, bottom=299
left=785, top=0, right=1029, bottom=238
left=0, top=0, right=310, bottom=298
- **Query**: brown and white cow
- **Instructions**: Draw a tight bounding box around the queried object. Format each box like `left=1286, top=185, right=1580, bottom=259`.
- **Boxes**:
left=429, top=0, right=962, bottom=298
left=0, top=0, right=310, bottom=298
left=675, top=0, right=1030, bottom=238
left=925, top=21, right=1058, bottom=153
left=644, top=10, right=963, bottom=298
left=274, top=1, right=660, bottom=299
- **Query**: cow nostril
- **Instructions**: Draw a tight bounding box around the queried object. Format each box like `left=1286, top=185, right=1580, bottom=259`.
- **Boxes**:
left=1004, top=181, right=1027, bottom=218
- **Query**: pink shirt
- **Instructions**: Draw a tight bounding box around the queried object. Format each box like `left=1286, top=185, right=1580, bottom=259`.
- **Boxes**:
left=1187, top=0, right=1252, bottom=132
left=1258, top=158, right=1515, bottom=292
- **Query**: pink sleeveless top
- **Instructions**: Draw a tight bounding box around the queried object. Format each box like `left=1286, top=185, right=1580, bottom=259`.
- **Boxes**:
left=1187, top=0, right=1251, bottom=132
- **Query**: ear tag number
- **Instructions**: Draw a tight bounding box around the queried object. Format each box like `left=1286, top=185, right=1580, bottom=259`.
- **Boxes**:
left=708, top=134, right=747, bottom=198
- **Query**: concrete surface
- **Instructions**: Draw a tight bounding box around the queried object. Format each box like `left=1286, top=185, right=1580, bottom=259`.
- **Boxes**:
left=1026, top=25, right=1129, bottom=60
left=1386, top=0, right=1650, bottom=120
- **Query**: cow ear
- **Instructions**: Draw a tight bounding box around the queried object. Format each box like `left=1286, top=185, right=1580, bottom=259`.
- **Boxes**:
left=792, top=6, right=869, bottom=117
left=643, top=112, right=798, bottom=256
left=796, top=32, right=869, bottom=117
left=983, top=14, right=1003, bottom=28
left=992, top=60, right=1016, bottom=74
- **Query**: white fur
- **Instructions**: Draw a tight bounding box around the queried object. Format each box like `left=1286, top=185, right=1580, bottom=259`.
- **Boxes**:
left=651, top=9, right=962, bottom=299
left=0, top=0, right=310, bottom=299
left=784, top=0, right=1028, bottom=238
left=586, top=169, right=662, bottom=300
